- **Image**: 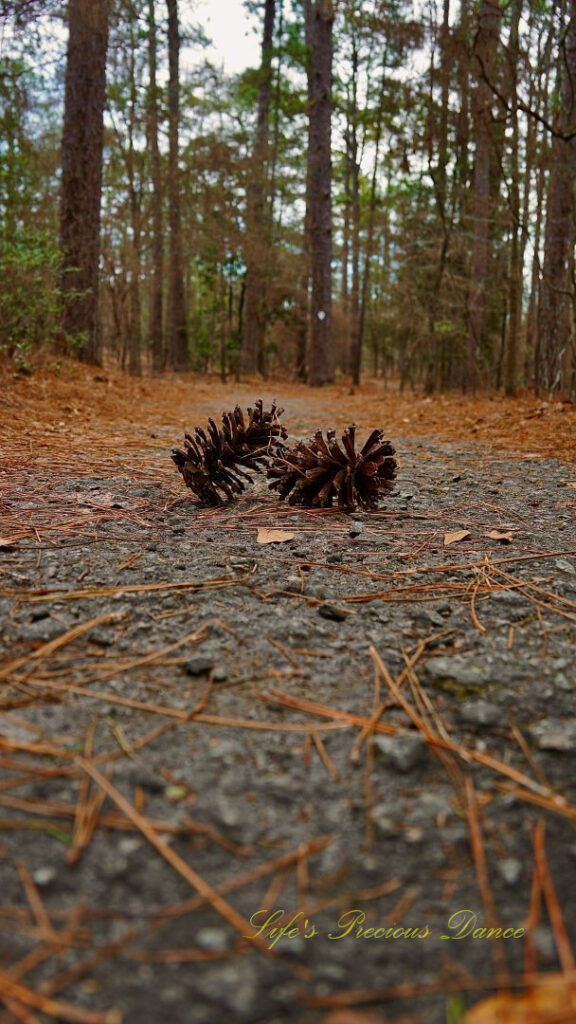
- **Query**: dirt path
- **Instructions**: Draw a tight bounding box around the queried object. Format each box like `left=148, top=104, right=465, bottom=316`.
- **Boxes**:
left=1, top=368, right=576, bottom=1023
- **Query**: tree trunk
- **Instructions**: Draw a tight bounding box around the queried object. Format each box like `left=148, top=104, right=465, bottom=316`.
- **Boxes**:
left=241, top=0, right=275, bottom=377
left=148, top=0, right=164, bottom=371
left=537, top=0, right=576, bottom=395
left=59, top=0, right=110, bottom=364
left=358, top=89, right=384, bottom=386
left=348, top=34, right=362, bottom=386
left=425, top=0, right=451, bottom=392
left=305, top=0, right=334, bottom=387
left=467, top=0, right=502, bottom=391
left=503, top=0, right=522, bottom=396
left=166, top=0, right=188, bottom=371
left=126, top=11, right=142, bottom=377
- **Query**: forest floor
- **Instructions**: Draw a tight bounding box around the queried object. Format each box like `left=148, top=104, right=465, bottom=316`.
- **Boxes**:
left=1, top=361, right=576, bottom=1024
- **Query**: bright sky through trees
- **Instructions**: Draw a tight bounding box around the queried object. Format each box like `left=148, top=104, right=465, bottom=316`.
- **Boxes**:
left=195, top=0, right=260, bottom=72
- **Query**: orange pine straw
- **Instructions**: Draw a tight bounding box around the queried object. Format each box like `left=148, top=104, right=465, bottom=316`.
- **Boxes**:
left=366, top=649, right=569, bottom=799
left=311, top=730, right=339, bottom=781
left=533, top=820, right=576, bottom=977
left=0, top=613, right=123, bottom=683
left=67, top=720, right=99, bottom=866
left=15, top=861, right=60, bottom=948
left=0, top=966, right=118, bottom=1024
left=464, top=778, right=508, bottom=983
left=510, top=725, right=551, bottom=792
left=349, top=631, right=444, bottom=760
left=524, top=849, right=543, bottom=978
left=0, top=995, right=43, bottom=1024
left=74, top=755, right=275, bottom=960
left=494, top=783, right=576, bottom=825
left=40, top=835, right=333, bottom=1000
left=15, top=574, right=250, bottom=605
left=468, top=560, right=489, bottom=634
left=259, top=687, right=399, bottom=737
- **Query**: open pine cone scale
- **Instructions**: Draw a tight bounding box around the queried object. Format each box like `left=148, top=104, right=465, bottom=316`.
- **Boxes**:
left=267, top=425, right=397, bottom=511
left=171, top=399, right=287, bottom=506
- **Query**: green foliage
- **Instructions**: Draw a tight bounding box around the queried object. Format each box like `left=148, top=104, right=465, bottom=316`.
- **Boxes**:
left=0, top=233, right=62, bottom=357
left=445, top=995, right=467, bottom=1024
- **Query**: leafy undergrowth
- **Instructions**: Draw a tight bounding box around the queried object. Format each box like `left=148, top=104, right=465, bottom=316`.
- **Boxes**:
left=1, top=362, right=576, bottom=1024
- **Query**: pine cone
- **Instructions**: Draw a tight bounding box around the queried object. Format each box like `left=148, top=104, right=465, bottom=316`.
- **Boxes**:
left=267, top=426, right=396, bottom=511
left=172, top=400, right=287, bottom=506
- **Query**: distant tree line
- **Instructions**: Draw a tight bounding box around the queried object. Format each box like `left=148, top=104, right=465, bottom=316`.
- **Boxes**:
left=1, top=0, right=576, bottom=395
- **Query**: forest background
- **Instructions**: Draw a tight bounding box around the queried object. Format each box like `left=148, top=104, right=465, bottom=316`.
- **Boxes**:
left=1, top=0, right=576, bottom=397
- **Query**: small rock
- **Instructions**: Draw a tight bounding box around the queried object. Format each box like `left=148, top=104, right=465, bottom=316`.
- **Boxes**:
left=196, top=927, right=230, bottom=952
left=374, top=733, right=427, bottom=772
left=119, top=837, right=142, bottom=856
left=212, top=666, right=227, bottom=682
left=405, top=825, right=425, bottom=844
left=29, top=608, right=50, bottom=622
left=425, top=656, right=492, bottom=687
left=317, top=963, right=348, bottom=982
left=461, top=700, right=501, bottom=727
left=412, top=608, right=445, bottom=627
left=215, top=793, right=243, bottom=828
left=19, top=619, right=64, bottom=643
left=409, top=792, right=453, bottom=822
left=498, top=858, right=522, bottom=886
left=555, top=672, right=575, bottom=693
left=529, top=718, right=576, bottom=752
left=184, top=655, right=215, bottom=677
left=284, top=576, right=301, bottom=592
left=32, top=867, right=56, bottom=887
left=371, top=805, right=401, bottom=836
left=318, top=603, right=347, bottom=622
left=555, top=558, right=576, bottom=575
left=436, top=603, right=453, bottom=617
left=533, top=926, right=556, bottom=959
left=90, top=629, right=114, bottom=648
left=101, top=856, right=129, bottom=880
left=160, top=985, right=187, bottom=1005
left=349, top=520, right=364, bottom=537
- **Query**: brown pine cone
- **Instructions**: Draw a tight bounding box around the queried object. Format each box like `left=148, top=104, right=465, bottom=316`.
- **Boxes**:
left=267, top=425, right=396, bottom=511
left=172, top=400, right=287, bottom=506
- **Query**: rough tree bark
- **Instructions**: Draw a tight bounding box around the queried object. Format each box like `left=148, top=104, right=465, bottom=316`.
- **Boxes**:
left=166, top=0, right=188, bottom=371
left=148, top=0, right=164, bottom=371
left=467, top=0, right=502, bottom=391
left=59, top=0, right=110, bottom=364
left=537, top=0, right=576, bottom=395
left=241, top=0, right=275, bottom=377
left=425, top=0, right=451, bottom=393
left=347, top=32, right=362, bottom=386
left=305, top=0, right=334, bottom=387
left=503, top=0, right=522, bottom=396
left=126, top=10, right=142, bottom=377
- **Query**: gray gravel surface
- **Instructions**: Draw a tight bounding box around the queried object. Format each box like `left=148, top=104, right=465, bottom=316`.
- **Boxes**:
left=1, top=435, right=576, bottom=1023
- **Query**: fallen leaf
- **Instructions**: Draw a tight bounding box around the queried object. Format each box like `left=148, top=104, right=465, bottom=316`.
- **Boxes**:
left=444, top=530, right=471, bottom=547
left=464, top=978, right=576, bottom=1022
left=257, top=529, right=295, bottom=545
left=566, top=482, right=576, bottom=489
left=486, top=529, right=514, bottom=543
